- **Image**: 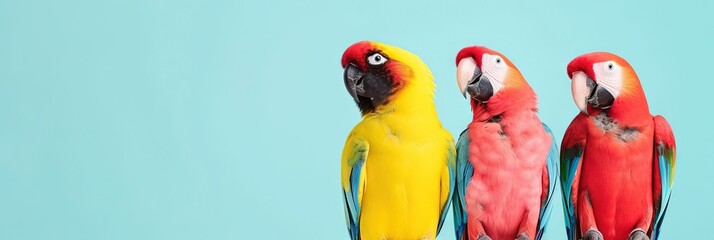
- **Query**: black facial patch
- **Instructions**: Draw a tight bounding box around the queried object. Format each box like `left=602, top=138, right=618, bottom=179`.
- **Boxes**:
left=354, top=52, right=397, bottom=115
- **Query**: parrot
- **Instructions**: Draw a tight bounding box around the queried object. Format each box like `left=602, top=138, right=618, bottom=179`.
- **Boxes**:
left=339, top=41, right=455, bottom=240
left=452, top=46, right=559, bottom=240
left=560, top=52, right=676, bottom=240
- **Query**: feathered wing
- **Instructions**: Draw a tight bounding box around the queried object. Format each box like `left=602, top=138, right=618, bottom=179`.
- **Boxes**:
left=651, top=115, right=676, bottom=240
left=341, top=136, right=369, bottom=240
left=437, top=139, right=457, bottom=235
left=535, top=123, right=560, bottom=240
left=560, top=115, right=588, bottom=240
left=452, top=129, right=474, bottom=240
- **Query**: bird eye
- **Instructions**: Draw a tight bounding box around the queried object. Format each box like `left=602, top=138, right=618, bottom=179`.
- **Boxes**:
left=495, top=57, right=502, bottom=64
left=607, top=62, right=615, bottom=71
left=367, top=53, right=388, bottom=65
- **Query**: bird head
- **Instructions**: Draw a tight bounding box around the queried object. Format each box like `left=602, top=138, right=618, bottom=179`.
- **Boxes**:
left=341, top=41, right=432, bottom=115
left=566, top=52, right=647, bottom=116
left=455, top=46, right=537, bottom=117
left=455, top=46, right=529, bottom=103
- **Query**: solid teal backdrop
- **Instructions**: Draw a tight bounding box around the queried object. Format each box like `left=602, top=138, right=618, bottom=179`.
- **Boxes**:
left=1, top=0, right=712, bottom=239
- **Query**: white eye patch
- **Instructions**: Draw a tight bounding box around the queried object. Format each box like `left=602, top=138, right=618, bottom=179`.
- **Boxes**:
left=593, top=61, right=622, bottom=98
left=481, top=53, right=508, bottom=94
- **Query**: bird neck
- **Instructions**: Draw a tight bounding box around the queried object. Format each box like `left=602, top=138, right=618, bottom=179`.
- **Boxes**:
left=369, top=75, right=437, bottom=118
left=470, top=84, right=538, bottom=122
left=590, top=91, right=651, bottom=128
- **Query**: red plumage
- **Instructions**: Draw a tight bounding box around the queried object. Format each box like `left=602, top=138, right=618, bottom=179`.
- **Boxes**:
left=562, top=52, right=676, bottom=240
left=456, top=46, right=554, bottom=240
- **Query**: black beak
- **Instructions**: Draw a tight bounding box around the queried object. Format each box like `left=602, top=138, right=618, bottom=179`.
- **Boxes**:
left=466, top=66, right=493, bottom=103
left=586, top=77, right=615, bottom=109
left=344, top=63, right=365, bottom=103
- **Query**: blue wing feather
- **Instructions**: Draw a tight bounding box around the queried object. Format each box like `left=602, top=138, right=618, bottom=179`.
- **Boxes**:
left=535, top=123, right=560, bottom=240
left=652, top=116, right=676, bottom=240
left=559, top=123, right=585, bottom=240
left=560, top=147, right=582, bottom=240
left=342, top=140, right=367, bottom=240
left=652, top=145, right=673, bottom=240
left=436, top=143, right=456, bottom=235
left=453, top=129, right=473, bottom=240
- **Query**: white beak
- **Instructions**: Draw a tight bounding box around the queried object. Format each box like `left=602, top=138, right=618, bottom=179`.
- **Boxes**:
left=571, top=71, right=590, bottom=115
left=456, top=57, right=477, bottom=98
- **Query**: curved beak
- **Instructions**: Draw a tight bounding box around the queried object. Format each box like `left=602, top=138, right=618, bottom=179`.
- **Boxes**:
left=344, top=63, right=365, bottom=103
left=570, top=71, right=591, bottom=115
left=457, top=57, right=493, bottom=103
left=457, top=57, right=477, bottom=98
left=570, top=71, right=615, bottom=115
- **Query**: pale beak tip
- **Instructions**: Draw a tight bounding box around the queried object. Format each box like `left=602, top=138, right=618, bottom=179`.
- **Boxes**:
left=571, top=71, right=591, bottom=116
left=457, top=57, right=476, bottom=101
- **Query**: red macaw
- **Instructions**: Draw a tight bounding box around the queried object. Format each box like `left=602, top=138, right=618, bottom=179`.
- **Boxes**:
left=452, top=46, right=559, bottom=240
left=560, top=52, right=677, bottom=240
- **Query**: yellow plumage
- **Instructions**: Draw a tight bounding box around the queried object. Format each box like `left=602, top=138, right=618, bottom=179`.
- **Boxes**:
left=341, top=42, right=454, bottom=240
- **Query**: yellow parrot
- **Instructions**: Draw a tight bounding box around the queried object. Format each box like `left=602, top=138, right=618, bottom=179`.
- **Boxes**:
left=340, top=41, right=455, bottom=240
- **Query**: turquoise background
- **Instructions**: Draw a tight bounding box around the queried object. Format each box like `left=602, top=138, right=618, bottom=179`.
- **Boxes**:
left=1, top=0, right=711, bottom=239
